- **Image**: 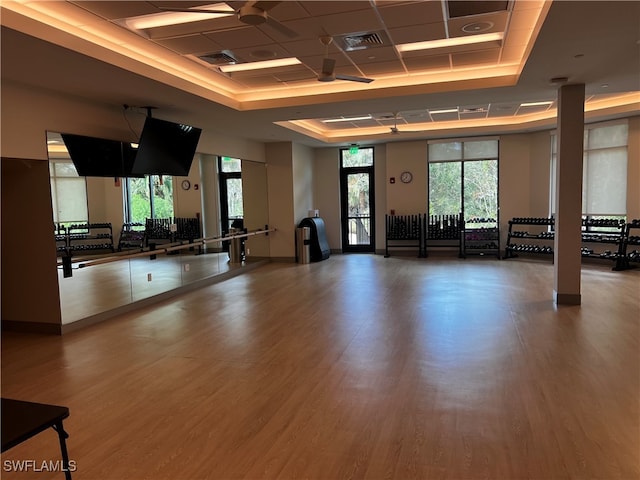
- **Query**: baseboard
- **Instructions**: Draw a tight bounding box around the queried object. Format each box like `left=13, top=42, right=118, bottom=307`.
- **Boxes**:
left=554, top=291, right=582, bottom=305
left=2, top=320, right=62, bottom=335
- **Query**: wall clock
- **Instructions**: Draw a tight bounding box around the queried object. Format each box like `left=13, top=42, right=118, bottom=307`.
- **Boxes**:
left=400, top=171, right=413, bottom=183
left=181, top=179, right=191, bottom=190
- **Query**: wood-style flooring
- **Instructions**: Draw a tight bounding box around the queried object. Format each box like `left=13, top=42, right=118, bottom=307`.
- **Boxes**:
left=2, top=255, right=639, bottom=479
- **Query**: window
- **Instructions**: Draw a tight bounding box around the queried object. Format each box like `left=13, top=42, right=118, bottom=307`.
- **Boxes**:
left=49, top=160, right=88, bottom=225
left=124, top=176, right=174, bottom=224
left=550, top=120, right=628, bottom=218
left=428, top=139, right=499, bottom=221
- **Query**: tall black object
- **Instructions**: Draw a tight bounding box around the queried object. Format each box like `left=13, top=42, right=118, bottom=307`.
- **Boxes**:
left=298, top=217, right=330, bottom=262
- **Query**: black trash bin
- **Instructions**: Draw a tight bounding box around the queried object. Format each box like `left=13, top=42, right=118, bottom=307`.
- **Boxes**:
left=297, top=217, right=330, bottom=262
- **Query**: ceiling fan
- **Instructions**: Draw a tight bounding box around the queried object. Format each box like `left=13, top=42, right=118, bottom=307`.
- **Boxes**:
left=387, top=112, right=426, bottom=134
left=158, top=1, right=298, bottom=38
left=318, top=36, right=374, bottom=84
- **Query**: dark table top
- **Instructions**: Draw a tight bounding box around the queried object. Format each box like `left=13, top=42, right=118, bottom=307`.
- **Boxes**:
left=1, top=398, right=70, bottom=452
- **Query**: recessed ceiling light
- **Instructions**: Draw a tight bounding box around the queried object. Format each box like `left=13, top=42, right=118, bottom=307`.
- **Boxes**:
left=323, top=115, right=373, bottom=123
left=429, top=108, right=459, bottom=114
left=125, top=3, right=234, bottom=30
left=601, top=83, right=609, bottom=88
left=520, top=101, right=553, bottom=107
left=397, top=32, right=503, bottom=53
left=219, top=57, right=301, bottom=73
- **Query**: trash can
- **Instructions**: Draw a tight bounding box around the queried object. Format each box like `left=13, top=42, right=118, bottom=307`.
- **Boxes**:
left=296, top=226, right=311, bottom=264
left=229, top=227, right=243, bottom=264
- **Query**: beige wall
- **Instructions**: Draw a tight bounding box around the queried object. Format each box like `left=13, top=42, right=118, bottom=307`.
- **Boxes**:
left=266, top=142, right=295, bottom=259
left=313, top=148, right=341, bottom=250
left=385, top=141, right=428, bottom=216
left=292, top=143, right=314, bottom=224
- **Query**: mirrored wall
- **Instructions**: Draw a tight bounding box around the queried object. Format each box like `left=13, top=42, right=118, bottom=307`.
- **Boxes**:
left=48, top=131, right=269, bottom=325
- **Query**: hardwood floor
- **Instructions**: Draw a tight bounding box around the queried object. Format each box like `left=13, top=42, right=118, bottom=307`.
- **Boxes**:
left=2, top=255, right=639, bottom=479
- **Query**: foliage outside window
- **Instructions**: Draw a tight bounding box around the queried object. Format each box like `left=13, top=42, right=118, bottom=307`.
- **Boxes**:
left=50, top=160, right=88, bottom=226
left=428, top=139, right=499, bottom=221
left=341, top=147, right=373, bottom=167
left=125, top=176, right=174, bottom=224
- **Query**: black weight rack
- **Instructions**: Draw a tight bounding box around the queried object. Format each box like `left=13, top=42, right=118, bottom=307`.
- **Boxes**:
left=614, top=219, right=640, bottom=271
left=384, top=214, right=426, bottom=258
left=426, top=213, right=463, bottom=257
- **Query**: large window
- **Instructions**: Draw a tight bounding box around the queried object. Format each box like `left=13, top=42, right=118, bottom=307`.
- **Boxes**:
left=218, top=156, right=243, bottom=234
left=428, top=139, right=499, bottom=221
left=49, top=160, right=88, bottom=225
left=550, top=120, right=628, bottom=217
left=124, top=176, right=174, bottom=224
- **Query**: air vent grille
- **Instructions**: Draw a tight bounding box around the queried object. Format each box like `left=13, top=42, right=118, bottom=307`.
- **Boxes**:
left=337, top=31, right=389, bottom=51
left=198, top=50, right=238, bottom=66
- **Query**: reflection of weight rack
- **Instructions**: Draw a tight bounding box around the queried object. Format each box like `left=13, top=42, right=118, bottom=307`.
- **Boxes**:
left=118, top=223, right=145, bottom=251
left=66, top=223, right=115, bottom=254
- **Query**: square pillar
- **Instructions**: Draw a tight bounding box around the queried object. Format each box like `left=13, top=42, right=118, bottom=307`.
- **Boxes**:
left=553, top=83, right=585, bottom=305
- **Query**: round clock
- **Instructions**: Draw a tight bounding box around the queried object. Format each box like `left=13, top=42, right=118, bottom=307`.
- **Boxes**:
left=400, top=171, right=413, bottom=183
left=181, top=179, right=191, bottom=190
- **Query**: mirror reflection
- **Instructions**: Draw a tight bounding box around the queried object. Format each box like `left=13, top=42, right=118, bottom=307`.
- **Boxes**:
left=47, top=132, right=269, bottom=325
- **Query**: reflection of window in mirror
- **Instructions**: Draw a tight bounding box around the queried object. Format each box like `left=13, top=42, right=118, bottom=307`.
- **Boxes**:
left=123, top=176, right=174, bottom=224
left=218, top=157, right=243, bottom=235
left=49, top=159, right=89, bottom=227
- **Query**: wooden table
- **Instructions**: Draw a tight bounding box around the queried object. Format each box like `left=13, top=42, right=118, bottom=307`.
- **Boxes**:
left=1, top=398, right=72, bottom=480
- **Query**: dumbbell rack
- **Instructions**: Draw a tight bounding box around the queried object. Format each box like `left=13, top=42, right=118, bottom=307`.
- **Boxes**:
left=504, top=217, right=555, bottom=259
left=384, top=214, right=426, bottom=258
left=579, top=218, right=626, bottom=263
left=66, top=223, right=115, bottom=254
left=504, top=217, right=628, bottom=267
left=613, top=219, right=640, bottom=271
left=461, top=218, right=500, bottom=258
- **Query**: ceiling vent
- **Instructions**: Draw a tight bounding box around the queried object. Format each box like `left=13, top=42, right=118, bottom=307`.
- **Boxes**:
left=197, top=50, right=239, bottom=66
left=336, top=31, right=389, bottom=51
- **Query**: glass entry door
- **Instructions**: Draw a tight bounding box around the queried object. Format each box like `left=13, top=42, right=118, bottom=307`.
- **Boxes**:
left=341, top=166, right=375, bottom=252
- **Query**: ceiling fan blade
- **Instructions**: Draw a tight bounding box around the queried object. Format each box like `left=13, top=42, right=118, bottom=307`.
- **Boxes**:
left=264, top=15, right=298, bottom=38
left=321, top=58, right=336, bottom=77
left=335, top=74, right=374, bottom=84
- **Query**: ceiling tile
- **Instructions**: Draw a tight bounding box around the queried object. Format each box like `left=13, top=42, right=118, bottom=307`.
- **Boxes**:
left=229, top=44, right=293, bottom=63
left=387, top=23, right=448, bottom=44
left=298, top=1, right=374, bottom=16
left=310, top=9, right=385, bottom=37
left=359, top=60, right=407, bottom=76
left=153, top=34, right=223, bottom=55
left=376, top=2, right=446, bottom=29
left=73, top=1, right=161, bottom=20
left=345, top=46, right=401, bottom=64
left=403, top=54, right=451, bottom=71
left=204, top=26, right=275, bottom=49
left=450, top=47, right=501, bottom=67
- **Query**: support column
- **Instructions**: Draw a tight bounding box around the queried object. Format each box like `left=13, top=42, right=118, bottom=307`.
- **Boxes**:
left=553, top=83, right=585, bottom=305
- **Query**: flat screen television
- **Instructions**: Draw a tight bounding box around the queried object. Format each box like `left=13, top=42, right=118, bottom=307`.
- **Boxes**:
left=130, top=117, right=202, bottom=176
left=61, top=133, right=139, bottom=177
